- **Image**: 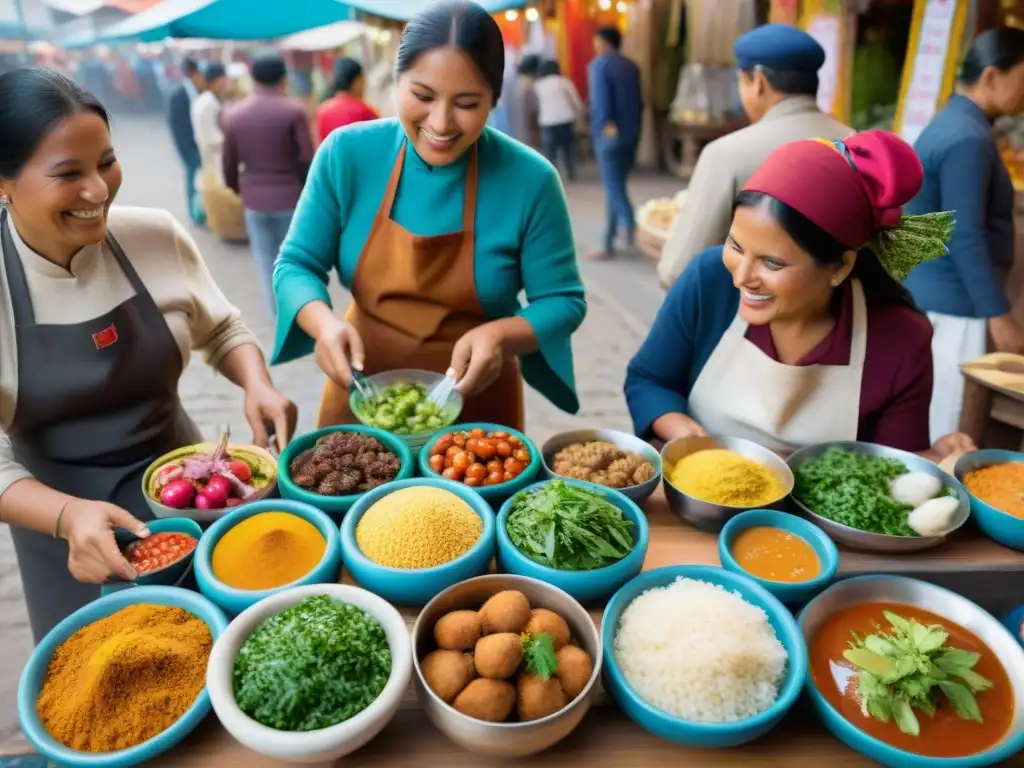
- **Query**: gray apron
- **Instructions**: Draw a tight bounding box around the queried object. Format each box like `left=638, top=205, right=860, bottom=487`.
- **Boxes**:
left=2, top=211, right=201, bottom=642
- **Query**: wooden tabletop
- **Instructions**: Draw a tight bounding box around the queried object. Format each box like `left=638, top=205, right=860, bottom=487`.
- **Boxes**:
left=138, top=486, right=1024, bottom=766
left=961, top=353, right=1024, bottom=402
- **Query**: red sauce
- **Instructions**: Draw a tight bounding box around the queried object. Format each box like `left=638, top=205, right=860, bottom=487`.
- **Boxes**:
left=125, top=532, right=197, bottom=574
left=809, top=602, right=1014, bottom=758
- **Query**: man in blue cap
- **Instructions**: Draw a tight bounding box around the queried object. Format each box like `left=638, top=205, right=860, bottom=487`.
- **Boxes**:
left=656, top=23, right=851, bottom=288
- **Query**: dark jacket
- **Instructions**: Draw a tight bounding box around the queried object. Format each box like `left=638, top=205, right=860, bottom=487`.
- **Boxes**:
left=587, top=52, right=642, bottom=145
left=904, top=94, right=1014, bottom=318
left=222, top=89, right=315, bottom=212
left=167, top=83, right=200, bottom=168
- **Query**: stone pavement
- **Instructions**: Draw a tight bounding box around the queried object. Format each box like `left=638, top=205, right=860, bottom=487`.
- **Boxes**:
left=0, top=115, right=682, bottom=751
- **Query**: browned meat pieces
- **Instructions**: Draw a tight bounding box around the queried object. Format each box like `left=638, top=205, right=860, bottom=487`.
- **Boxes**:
left=290, top=433, right=401, bottom=496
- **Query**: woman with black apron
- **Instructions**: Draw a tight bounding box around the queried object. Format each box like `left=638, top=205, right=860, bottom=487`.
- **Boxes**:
left=0, top=67, right=297, bottom=643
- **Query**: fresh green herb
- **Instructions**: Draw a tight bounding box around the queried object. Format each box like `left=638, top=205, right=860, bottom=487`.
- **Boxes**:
left=354, top=381, right=452, bottom=435
left=795, top=447, right=917, bottom=536
left=843, top=610, right=993, bottom=737
left=233, top=595, right=392, bottom=732
left=521, top=632, right=559, bottom=680
left=505, top=480, right=634, bottom=571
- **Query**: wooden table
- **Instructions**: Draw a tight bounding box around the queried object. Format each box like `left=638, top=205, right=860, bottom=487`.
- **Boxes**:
left=9, top=488, right=1024, bottom=765
left=959, top=353, right=1024, bottom=450
left=662, top=119, right=746, bottom=180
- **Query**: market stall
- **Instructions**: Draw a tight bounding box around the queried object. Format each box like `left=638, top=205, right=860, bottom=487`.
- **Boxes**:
left=9, top=393, right=1024, bottom=768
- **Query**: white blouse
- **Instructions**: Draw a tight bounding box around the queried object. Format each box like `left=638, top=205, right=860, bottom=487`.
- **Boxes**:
left=0, top=206, right=259, bottom=499
left=533, top=75, right=584, bottom=128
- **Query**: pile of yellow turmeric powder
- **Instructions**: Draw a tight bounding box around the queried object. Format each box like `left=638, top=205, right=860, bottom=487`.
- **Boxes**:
left=964, top=462, right=1024, bottom=519
left=37, top=604, right=212, bottom=752
left=669, top=449, right=785, bottom=507
left=211, top=511, right=327, bottom=590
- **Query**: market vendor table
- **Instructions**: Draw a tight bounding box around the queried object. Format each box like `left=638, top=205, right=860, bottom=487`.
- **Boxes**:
left=959, top=353, right=1024, bottom=451
left=662, top=118, right=746, bottom=180
left=150, top=486, right=1024, bottom=766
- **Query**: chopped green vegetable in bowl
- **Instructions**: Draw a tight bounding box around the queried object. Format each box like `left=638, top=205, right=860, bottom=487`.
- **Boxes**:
left=794, top=447, right=952, bottom=537
left=843, top=610, right=993, bottom=737
left=505, top=480, right=635, bottom=571
left=233, top=595, right=392, bottom=732
left=353, top=382, right=458, bottom=436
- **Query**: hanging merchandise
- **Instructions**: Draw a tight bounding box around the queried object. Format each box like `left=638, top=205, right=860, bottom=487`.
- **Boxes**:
left=681, top=0, right=755, bottom=121
left=670, top=62, right=711, bottom=123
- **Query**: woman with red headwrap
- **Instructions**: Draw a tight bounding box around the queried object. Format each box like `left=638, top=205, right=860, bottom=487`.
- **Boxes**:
left=625, top=130, right=973, bottom=459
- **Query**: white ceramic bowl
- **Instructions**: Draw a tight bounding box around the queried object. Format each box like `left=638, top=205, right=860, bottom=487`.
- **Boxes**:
left=206, top=584, right=412, bottom=763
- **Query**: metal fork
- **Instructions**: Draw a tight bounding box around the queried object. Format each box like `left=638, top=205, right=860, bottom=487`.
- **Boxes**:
left=350, top=368, right=381, bottom=402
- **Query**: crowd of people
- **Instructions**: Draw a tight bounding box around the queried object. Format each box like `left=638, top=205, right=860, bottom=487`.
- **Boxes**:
left=0, top=1, right=1016, bottom=644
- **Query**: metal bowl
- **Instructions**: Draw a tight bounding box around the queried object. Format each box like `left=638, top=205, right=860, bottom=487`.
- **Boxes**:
left=799, top=576, right=1024, bottom=767
left=411, top=574, right=601, bottom=758
left=787, top=441, right=970, bottom=553
left=540, top=428, right=662, bottom=505
left=660, top=435, right=794, bottom=532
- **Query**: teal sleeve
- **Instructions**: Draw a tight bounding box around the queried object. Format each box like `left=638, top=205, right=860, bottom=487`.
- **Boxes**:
left=517, top=167, right=586, bottom=413
left=270, top=132, right=344, bottom=365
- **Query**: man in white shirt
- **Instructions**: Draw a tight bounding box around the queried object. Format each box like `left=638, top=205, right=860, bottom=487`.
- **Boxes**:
left=190, top=63, right=230, bottom=177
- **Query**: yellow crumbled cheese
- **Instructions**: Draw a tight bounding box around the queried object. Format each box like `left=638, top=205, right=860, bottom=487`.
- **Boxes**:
left=355, top=487, right=482, bottom=569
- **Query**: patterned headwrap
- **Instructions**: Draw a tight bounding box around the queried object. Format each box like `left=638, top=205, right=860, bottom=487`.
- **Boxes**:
left=742, top=130, right=954, bottom=281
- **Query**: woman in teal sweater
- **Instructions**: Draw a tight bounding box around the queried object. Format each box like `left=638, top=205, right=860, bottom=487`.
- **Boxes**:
left=271, top=0, right=585, bottom=430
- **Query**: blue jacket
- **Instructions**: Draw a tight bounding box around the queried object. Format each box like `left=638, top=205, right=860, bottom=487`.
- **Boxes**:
left=903, top=94, right=1013, bottom=318
left=167, top=83, right=200, bottom=168
left=587, top=52, right=642, bottom=144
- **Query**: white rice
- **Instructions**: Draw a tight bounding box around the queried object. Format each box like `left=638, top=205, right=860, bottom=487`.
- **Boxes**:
left=614, top=577, right=788, bottom=723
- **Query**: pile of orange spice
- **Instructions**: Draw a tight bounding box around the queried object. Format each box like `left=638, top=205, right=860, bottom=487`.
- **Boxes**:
left=963, top=462, right=1024, bottom=519
left=37, top=604, right=212, bottom=752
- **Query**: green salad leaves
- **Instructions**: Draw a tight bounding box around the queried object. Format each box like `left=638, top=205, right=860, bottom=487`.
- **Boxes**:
left=795, top=447, right=917, bottom=536
left=522, top=632, right=559, bottom=680
left=505, top=481, right=634, bottom=571
left=233, top=595, right=392, bottom=732
left=844, top=611, right=993, bottom=737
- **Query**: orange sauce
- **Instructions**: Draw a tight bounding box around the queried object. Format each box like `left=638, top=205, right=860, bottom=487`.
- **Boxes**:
left=730, top=526, right=821, bottom=583
left=809, top=602, right=1014, bottom=758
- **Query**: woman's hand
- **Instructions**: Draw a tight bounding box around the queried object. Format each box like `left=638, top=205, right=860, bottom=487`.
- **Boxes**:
left=244, top=383, right=298, bottom=452
left=313, top=318, right=365, bottom=388
left=652, top=413, right=708, bottom=442
left=61, top=500, right=149, bottom=583
left=931, top=432, right=977, bottom=460
left=450, top=324, right=505, bottom=397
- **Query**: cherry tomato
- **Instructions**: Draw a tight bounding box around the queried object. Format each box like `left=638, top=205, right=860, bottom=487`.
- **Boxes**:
left=446, top=445, right=463, bottom=461
left=453, top=452, right=472, bottom=472
left=503, top=471, right=513, bottom=482
left=508, top=435, right=521, bottom=446
left=486, top=459, right=503, bottom=475
left=228, top=459, right=251, bottom=482
left=465, top=462, right=487, bottom=480
left=496, top=441, right=512, bottom=458
left=474, top=440, right=496, bottom=461
left=484, top=471, right=505, bottom=486
left=433, top=434, right=454, bottom=455
left=464, top=476, right=482, bottom=487
left=469, top=428, right=486, bottom=439
left=492, top=431, right=509, bottom=440
left=513, top=447, right=530, bottom=462
left=504, top=457, right=526, bottom=476
left=442, top=467, right=461, bottom=481
left=429, top=454, right=444, bottom=473
left=124, top=532, right=197, bottom=574
left=453, top=433, right=467, bottom=448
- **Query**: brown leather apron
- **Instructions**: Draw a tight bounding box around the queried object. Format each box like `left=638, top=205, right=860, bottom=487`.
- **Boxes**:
left=317, top=143, right=525, bottom=430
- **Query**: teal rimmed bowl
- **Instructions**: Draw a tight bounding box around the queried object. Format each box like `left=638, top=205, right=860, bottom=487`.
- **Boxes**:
left=277, top=425, right=415, bottom=519
left=799, top=575, right=1024, bottom=767
left=954, top=450, right=1024, bottom=551
left=18, top=586, right=228, bottom=768
left=496, top=478, right=649, bottom=605
left=718, top=510, right=839, bottom=605
left=340, top=477, right=495, bottom=606
left=601, top=565, right=806, bottom=748
left=194, top=499, right=342, bottom=616
left=102, top=517, right=204, bottom=596
left=417, top=422, right=541, bottom=506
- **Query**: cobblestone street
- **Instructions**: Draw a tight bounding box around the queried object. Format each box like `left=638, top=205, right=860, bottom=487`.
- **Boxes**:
left=0, top=115, right=680, bottom=751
